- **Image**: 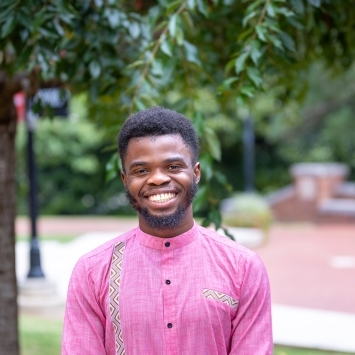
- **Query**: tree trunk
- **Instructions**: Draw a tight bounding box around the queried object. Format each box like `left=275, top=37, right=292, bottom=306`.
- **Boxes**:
left=0, top=87, right=19, bottom=355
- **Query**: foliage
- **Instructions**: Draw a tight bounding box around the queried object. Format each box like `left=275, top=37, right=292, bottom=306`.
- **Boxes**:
left=2, top=0, right=355, bottom=227
left=212, top=62, right=355, bottom=195
left=221, top=192, right=273, bottom=231
left=15, top=96, right=131, bottom=215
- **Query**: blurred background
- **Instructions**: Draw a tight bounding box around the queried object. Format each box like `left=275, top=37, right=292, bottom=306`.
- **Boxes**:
left=1, top=1, right=355, bottom=355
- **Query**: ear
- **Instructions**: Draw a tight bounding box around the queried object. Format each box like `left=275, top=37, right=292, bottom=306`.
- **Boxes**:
left=193, top=162, right=201, bottom=184
left=121, top=171, right=127, bottom=187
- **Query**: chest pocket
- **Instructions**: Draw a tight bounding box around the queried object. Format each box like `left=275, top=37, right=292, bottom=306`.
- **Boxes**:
left=202, top=288, right=239, bottom=310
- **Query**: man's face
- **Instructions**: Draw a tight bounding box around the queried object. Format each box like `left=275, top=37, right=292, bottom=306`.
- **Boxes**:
left=121, top=134, right=201, bottom=236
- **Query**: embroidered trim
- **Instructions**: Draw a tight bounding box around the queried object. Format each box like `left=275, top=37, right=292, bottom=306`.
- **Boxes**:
left=203, top=288, right=239, bottom=309
left=110, top=242, right=126, bottom=355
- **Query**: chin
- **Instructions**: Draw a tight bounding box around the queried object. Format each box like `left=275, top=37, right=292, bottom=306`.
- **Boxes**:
left=139, top=204, right=187, bottom=230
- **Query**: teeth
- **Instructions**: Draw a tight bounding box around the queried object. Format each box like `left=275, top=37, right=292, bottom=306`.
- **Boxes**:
left=148, top=193, right=176, bottom=203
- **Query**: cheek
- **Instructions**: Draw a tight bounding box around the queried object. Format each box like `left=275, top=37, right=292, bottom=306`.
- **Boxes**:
left=126, top=180, right=143, bottom=195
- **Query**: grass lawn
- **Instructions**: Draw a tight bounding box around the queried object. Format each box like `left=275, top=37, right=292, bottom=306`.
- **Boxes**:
left=19, top=315, right=62, bottom=355
left=19, top=314, right=354, bottom=355
left=274, top=346, right=355, bottom=355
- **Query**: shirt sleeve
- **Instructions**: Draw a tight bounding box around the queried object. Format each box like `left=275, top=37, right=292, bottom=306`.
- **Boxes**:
left=229, top=254, right=273, bottom=355
left=62, top=257, right=107, bottom=355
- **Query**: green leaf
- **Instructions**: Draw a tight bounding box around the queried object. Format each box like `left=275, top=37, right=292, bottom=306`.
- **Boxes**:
left=279, top=31, right=296, bottom=52
left=240, top=85, right=255, bottom=97
left=268, top=34, right=284, bottom=50
left=126, top=60, right=145, bottom=70
left=169, top=14, right=177, bottom=37
left=165, top=0, right=183, bottom=14
left=245, top=0, right=263, bottom=13
left=176, top=26, right=184, bottom=45
left=192, top=111, right=204, bottom=136
left=246, top=67, right=262, bottom=88
left=217, top=76, right=238, bottom=93
left=214, top=171, right=230, bottom=187
left=160, top=38, right=173, bottom=56
left=286, top=16, right=304, bottom=30
left=89, top=60, right=101, bottom=78
left=277, top=7, right=295, bottom=17
left=290, top=0, right=304, bottom=15
left=0, top=5, right=16, bottom=22
left=266, top=3, right=276, bottom=17
left=250, top=40, right=262, bottom=64
left=1, top=14, right=16, bottom=38
left=104, top=8, right=121, bottom=29
left=308, top=0, right=320, bottom=7
left=186, top=0, right=195, bottom=10
left=237, top=28, right=253, bottom=41
left=242, top=11, right=257, bottom=27
left=183, top=40, right=200, bottom=65
left=204, top=126, right=221, bottom=161
left=196, top=0, right=208, bottom=17
left=94, top=0, right=103, bottom=7
left=208, top=209, right=222, bottom=230
left=16, top=45, right=33, bottom=68
left=235, top=52, right=249, bottom=74
left=53, top=18, right=65, bottom=36
left=129, top=22, right=140, bottom=39
left=181, top=11, right=194, bottom=34
left=199, top=154, right=213, bottom=180
left=220, top=226, right=235, bottom=240
left=256, top=25, right=267, bottom=42
left=193, top=185, right=208, bottom=213
left=134, top=98, right=146, bottom=111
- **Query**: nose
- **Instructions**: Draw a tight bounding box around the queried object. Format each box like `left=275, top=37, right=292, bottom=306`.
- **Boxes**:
left=146, top=168, right=171, bottom=186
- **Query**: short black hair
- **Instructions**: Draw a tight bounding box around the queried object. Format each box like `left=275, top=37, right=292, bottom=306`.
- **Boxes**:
left=118, top=107, right=199, bottom=169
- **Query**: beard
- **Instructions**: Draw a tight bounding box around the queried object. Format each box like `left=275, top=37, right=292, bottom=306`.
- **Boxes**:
left=125, top=179, right=198, bottom=230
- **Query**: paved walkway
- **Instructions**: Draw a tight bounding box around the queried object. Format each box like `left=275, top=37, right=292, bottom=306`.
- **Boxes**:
left=16, top=217, right=355, bottom=353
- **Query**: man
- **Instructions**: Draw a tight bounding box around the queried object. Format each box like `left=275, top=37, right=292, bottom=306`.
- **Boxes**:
left=62, top=107, right=273, bottom=355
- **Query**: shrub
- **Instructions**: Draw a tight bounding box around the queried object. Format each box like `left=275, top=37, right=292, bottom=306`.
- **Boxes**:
left=220, top=193, right=273, bottom=232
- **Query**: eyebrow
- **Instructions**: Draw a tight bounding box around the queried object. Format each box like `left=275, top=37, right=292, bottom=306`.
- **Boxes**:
left=128, top=157, right=188, bottom=170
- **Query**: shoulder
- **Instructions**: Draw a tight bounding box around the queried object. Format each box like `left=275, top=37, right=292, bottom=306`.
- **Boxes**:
left=197, top=225, right=256, bottom=257
left=73, top=228, right=138, bottom=275
left=197, top=225, right=266, bottom=272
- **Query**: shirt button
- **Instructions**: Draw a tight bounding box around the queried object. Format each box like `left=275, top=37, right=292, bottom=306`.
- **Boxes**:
left=165, top=242, right=170, bottom=247
left=166, top=280, right=171, bottom=285
left=167, top=323, right=173, bottom=328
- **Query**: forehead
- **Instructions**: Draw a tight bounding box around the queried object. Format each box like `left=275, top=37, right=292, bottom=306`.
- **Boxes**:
left=124, top=134, right=192, bottom=165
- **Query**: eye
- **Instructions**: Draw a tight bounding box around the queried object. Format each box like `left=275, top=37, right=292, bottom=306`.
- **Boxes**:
left=133, top=168, right=149, bottom=175
left=167, top=165, right=180, bottom=171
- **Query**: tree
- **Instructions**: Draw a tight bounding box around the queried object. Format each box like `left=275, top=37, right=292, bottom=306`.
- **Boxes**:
left=1, top=1, right=355, bottom=353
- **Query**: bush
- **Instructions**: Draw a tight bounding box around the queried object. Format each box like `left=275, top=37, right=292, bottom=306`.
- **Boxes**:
left=220, top=193, right=273, bottom=232
left=15, top=95, right=132, bottom=216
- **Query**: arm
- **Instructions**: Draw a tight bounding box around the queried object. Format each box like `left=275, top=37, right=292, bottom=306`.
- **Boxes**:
left=62, top=257, right=107, bottom=355
left=229, top=254, right=273, bottom=355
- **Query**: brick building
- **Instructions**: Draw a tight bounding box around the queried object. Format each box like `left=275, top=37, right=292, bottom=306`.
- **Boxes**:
left=267, top=163, right=355, bottom=223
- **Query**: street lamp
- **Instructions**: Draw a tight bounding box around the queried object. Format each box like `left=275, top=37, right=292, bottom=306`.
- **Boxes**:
left=25, top=100, right=45, bottom=278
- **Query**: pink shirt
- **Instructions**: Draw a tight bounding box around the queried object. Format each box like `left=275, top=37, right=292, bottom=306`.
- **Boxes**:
left=62, top=224, right=272, bottom=355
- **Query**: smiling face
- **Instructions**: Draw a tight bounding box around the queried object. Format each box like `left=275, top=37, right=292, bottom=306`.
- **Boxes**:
left=121, top=134, right=201, bottom=238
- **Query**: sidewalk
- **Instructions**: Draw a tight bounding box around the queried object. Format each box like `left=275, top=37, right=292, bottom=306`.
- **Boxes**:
left=16, top=217, right=355, bottom=353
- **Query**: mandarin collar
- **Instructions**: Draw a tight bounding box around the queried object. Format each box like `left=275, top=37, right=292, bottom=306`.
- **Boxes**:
left=136, top=222, right=198, bottom=250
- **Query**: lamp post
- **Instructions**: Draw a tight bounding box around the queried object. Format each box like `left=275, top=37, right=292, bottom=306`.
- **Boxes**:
left=25, top=100, right=45, bottom=278
left=18, top=89, right=69, bottom=310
